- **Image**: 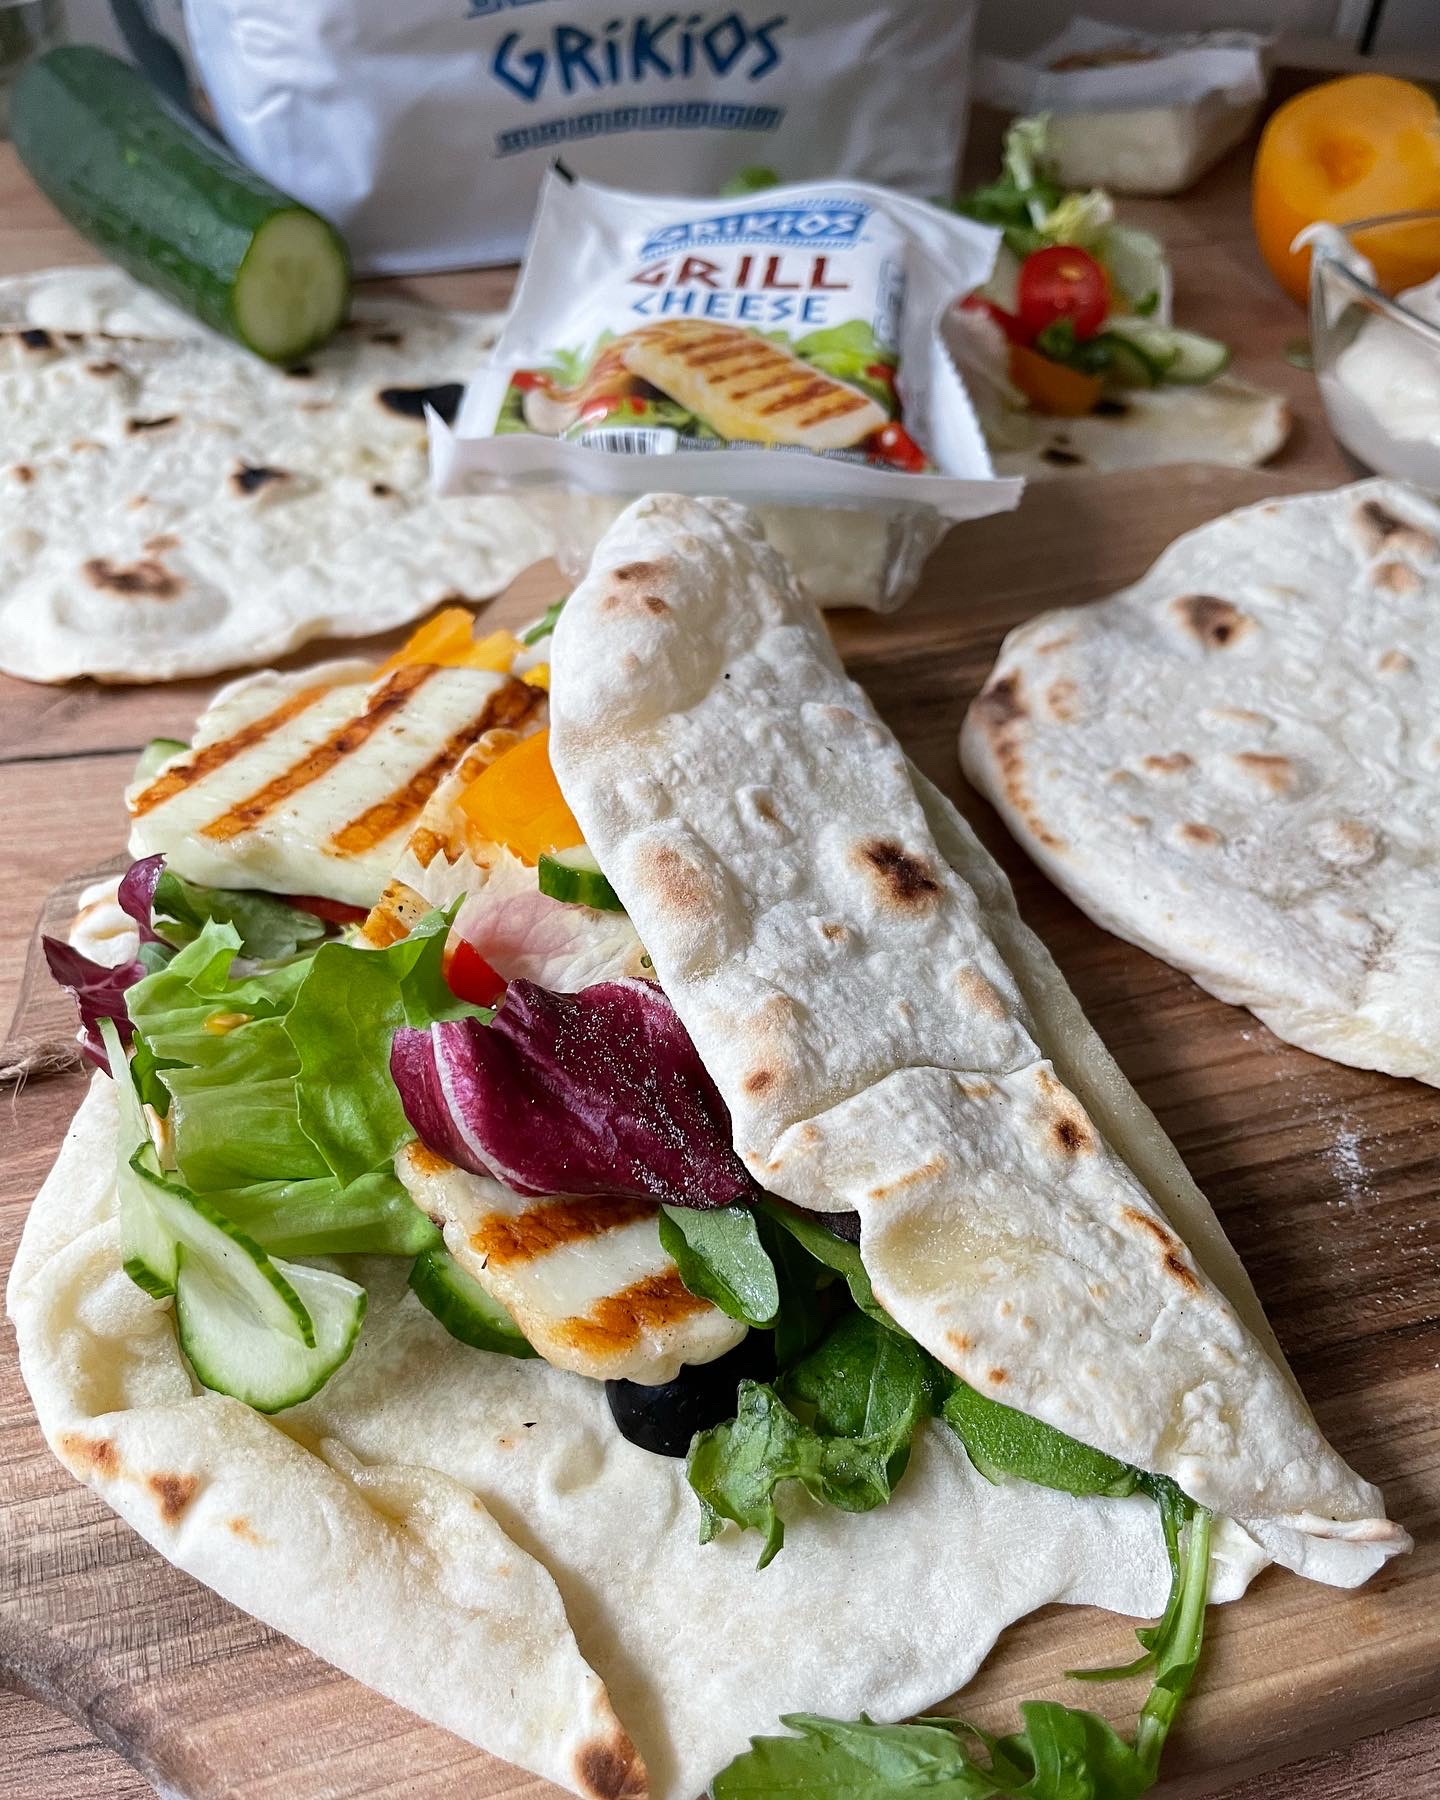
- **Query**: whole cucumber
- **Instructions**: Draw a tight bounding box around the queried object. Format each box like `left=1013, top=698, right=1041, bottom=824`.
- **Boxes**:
left=12, top=46, right=350, bottom=362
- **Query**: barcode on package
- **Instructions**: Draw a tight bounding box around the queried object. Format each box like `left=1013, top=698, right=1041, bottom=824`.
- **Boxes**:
left=576, top=426, right=680, bottom=455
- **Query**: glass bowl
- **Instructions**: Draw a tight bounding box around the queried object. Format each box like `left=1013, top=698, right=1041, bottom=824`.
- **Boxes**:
left=1309, top=210, right=1440, bottom=489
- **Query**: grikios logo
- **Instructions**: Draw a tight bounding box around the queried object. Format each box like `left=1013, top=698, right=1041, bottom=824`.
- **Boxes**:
left=638, top=202, right=870, bottom=261
left=488, top=11, right=786, bottom=102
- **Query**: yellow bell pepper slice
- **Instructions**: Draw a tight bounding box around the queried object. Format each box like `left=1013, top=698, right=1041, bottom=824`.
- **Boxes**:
left=380, top=607, right=522, bottom=673
left=522, top=662, right=550, bottom=691
left=458, top=726, right=582, bottom=865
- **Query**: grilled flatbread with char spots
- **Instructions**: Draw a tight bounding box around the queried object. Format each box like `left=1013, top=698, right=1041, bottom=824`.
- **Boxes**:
left=128, top=660, right=544, bottom=908
left=960, top=479, right=1440, bottom=1083
left=619, top=320, right=888, bottom=451
left=397, top=1142, right=746, bottom=1383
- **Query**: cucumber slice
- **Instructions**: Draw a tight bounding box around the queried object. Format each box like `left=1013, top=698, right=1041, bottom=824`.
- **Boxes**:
left=11, top=47, right=350, bottom=363
left=1099, top=225, right=1171, bottom=322
left=1110, top=320, right=1229, bottom=387
left=100, top=1018, right=180, bottom=1297
left=174, top=1245, right=367, bottom=1413
left=410, top=1247, right=537, bottom=1358
left=536, top=845, right=625, bottom=913
left=130, top=1151, right=316, bottom=1346
left=133, top=736, right=187, bottom=785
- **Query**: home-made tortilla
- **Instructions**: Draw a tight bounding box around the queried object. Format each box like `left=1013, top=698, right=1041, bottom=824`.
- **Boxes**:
left=989, top=379, right=1291, bottom=479
left=960, top=479, right=1440, bottom=1085
left=12, top=1075, right=1263, bottom=1800
left=0, top=267, right=552, bottom=683
left=548, top=493, right=1407, bottom=1586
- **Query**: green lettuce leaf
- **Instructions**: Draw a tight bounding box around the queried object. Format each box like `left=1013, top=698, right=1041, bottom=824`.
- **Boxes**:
left=757, top=1199, right=903, bottom=1335
left=124, top=912, right=475, bottom=1258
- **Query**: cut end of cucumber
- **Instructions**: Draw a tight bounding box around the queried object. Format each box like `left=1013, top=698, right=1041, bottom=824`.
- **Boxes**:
left=232, top=208, right=350, bottom=364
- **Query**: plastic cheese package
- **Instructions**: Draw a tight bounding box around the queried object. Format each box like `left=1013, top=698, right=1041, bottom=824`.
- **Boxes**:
left=432, top=171, right=1024, bottom=612
left=183, top=0, right=979, bottom=274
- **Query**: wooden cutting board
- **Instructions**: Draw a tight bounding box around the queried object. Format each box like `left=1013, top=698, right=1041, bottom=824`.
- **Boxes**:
left=2, top=463, right=1436, bottom=1800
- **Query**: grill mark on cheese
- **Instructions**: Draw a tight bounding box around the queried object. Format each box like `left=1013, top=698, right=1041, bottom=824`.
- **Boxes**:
left=469, top=1194, right=658, bottom=1266
left=636, top=325, right=869, bottom=420
left=554, top=1269, right=711, bottom=1355
left=329, top=677, right=541, bottom=856
left=130, top=683, right=334, bottom=818
left=198, top=664, right=437, bottom=843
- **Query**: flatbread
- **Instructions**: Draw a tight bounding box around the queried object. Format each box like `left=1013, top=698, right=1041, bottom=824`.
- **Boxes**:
left=549, top=493, right=1407, bottom=1586
left=11, top=1074, right=1249, bottom=1800
left=960, top=479, right=1440, bottom=1085
left=989, top=380, right=1291, bottom=479
left=0, top=268, right=552, bottom=684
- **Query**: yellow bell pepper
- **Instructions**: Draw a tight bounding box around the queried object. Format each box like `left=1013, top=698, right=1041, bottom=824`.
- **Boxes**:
left=380, top=607, right=523, bottom=673
left=1253, top=76, right=1440, bottom=306
left=458, top=727, right=583, bottom=864
left=1008, top=342, right=1103, bottom=418
left=522, top=662, right=550, bottom=691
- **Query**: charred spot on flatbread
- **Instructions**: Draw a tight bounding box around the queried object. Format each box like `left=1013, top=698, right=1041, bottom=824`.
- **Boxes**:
left=377, top=382, right=464, bottom=424
left=146, top=1470, right=200, bottom=1524
left=973, top=673, right=1026, bottom=730
left=1041, top=446, right=1084, bottom=467
left=1093, top=397, right=1130, bottom=418
left=19, top=326, right=53, bottom=351
left=1353, top=497, right=1438, bottom=560
left=285, top=363, right=314, bottom=379
left=11, top=464, right=33, bottom=485
left=83, top=556, right=183, bottom=600
left=1120, top=1206, right=1200, bottom=1292
left=1173, top=595, right=1251, bottom=649
left=370, top=481, right=395, bottom=498
left=1373, top=559, right=1422, bottom=595
left=231, top=463, right=290, bottom=497
left=575, top=1727, right=648, bottom=1800
left=126, top=413, right=178, bottom=434
left=86, top=360, right=122, bottom=377
left=369, top=329, right=404, bottom=346
left=954, top=965, right=1008, bottom=1019
left=59, top=1432, right=120, bottom=1478
left=855, top=838, right=941, bottom=910
left=1232, top=751, right=1299, bottom=796
left=634, top=842, right=709, bottom=921
left=1142, top=752, right=1193, bottom=776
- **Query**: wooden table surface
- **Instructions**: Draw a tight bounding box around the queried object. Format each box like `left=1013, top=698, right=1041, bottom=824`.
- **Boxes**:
left=2, top=110, right=1436, bottom=1800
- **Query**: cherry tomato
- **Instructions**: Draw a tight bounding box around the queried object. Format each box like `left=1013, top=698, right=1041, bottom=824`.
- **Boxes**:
left=445, top=938, right=507, bottom=1008
left=864, top=360, right=898, bottom=384
left=1016, top=246, right=1110, bottom=343
left=958, top=293, right=1028, bottom=344
left=510, top=368, right=550, bottom=392
left=281, top=893, right=369, bottom=927
left=871, top=421, right=928, bottom=473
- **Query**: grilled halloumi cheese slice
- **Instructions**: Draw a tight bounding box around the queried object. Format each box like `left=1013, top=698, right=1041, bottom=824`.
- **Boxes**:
left=397, top=1142, right=746, bottom=1383
left=619, top=320, right=888, bottom=451
left=128, top=660, right=544, bottom=908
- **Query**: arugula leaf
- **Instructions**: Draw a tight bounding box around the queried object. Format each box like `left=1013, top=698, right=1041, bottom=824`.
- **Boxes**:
left=687, top=1314, right=935, bottom=1566
left=761, top=1211, right=829, bottom=1368
left=659, top=1204, right=780, bottom=1327
left=151, top=869, right=327, bottom=961
left=757, top=1199, right=903, bottom=1335
left=521, top=597, right=568, bottom=646
left=942, top=1384, right=1139, bottom=1500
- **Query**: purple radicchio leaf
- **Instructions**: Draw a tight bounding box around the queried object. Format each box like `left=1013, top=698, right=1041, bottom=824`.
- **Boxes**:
left=117, top=854, right=166, bottom=944
left=391, top=978, right=756, bottom=1210
left=41, top=935, right=145, bottom=1067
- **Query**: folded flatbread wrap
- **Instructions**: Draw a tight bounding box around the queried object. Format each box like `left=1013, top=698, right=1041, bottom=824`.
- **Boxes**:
left=548, top=493, right=1403, bottom=1584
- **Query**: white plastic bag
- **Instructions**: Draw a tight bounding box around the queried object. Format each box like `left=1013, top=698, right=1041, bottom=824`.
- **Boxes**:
left=432, top=169, right=1022, bottom=611
left=183, top=0, right=978, bottom=274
